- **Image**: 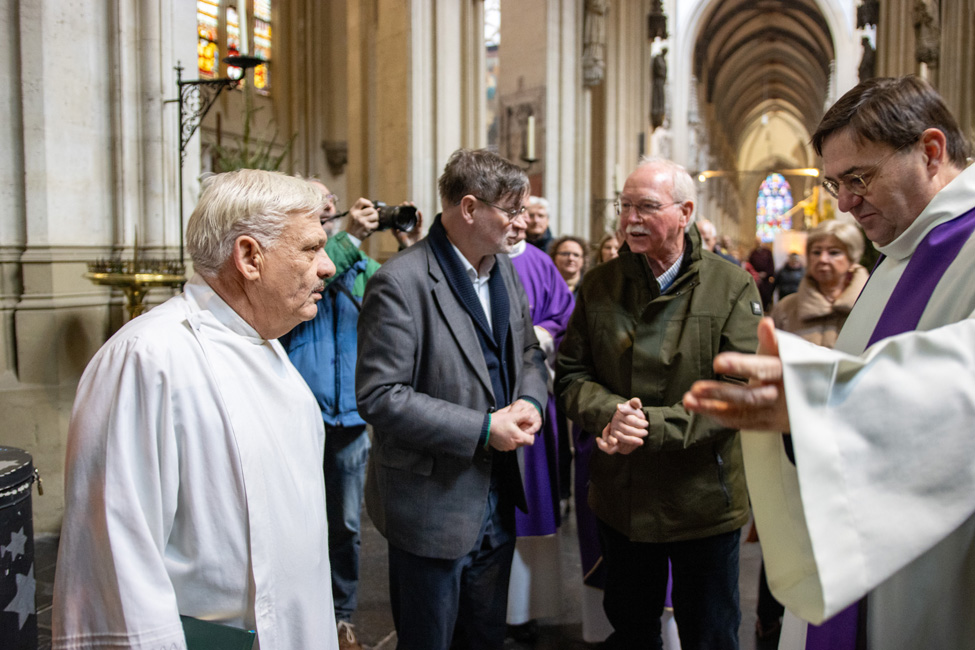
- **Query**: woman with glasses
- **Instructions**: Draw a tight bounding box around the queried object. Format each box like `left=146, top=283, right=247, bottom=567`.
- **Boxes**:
left=550, top=235, right=589, bottom=294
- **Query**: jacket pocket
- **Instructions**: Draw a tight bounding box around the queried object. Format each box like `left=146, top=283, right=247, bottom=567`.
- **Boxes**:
left=380, top=445, right=435, bottom=476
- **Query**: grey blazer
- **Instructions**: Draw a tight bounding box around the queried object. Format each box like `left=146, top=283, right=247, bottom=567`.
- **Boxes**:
left=356, top=236, right=548, bottom=559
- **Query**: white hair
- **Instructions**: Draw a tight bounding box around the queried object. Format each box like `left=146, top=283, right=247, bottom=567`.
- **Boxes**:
left=528, top=196, right=549, bottom=210
left=186, top=169, right=325, bottom=277
left=636, top=156, right=697, bottom=225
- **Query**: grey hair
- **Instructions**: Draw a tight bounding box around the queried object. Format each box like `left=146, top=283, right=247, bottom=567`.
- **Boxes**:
left=438, top=149, right=530, bottom=207
left=806, top=220, right=865, bottom=265
left=187, top=169, right=325, bottom=277
left=529, top=196, right=549, bottom=210
left=636, top=156, right=697, bottom=223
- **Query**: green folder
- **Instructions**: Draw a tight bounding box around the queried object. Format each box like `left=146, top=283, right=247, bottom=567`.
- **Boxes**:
left=180, top=615, right=256, bottom=650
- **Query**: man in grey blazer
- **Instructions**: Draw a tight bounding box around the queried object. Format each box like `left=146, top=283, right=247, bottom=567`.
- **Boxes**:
left=356, top=148, right=549, bottom=650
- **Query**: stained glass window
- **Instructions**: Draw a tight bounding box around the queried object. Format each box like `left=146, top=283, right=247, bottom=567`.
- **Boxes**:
left=226, top=5, right=242, bottom=79
left=485, top=0, right=500, bottom=148
left=253, top=0, right=272, bottom=95
left=197, top=0, right=220, bottom=79
left=756, top=173, right=793, bottom=243
left=200, top=1, right=271, bottom=94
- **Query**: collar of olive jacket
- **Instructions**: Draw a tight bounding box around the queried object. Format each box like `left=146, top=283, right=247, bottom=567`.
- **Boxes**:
left=616, top=222, right=704, bottom=299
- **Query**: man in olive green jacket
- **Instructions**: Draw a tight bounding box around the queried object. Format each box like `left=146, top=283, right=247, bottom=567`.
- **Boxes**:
left=556, top=158, right=761, bottom=650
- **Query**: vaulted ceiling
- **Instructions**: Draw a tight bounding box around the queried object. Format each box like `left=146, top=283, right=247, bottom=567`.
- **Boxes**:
left=693, top=0, right=835, bottom=157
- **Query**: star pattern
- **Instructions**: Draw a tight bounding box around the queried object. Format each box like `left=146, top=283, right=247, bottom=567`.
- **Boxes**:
left=1, top=527, right=27, bottom=561
left=0, top=460, right=18, bottom=473
left=2, top=564, right=34, bottom=629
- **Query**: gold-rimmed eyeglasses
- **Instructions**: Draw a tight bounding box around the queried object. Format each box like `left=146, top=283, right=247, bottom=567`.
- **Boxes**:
left=475, top=196, right=527, bottom=221
left=821, top=141, right=915, bottom=199
left=614, top=199, right=682, bottom=218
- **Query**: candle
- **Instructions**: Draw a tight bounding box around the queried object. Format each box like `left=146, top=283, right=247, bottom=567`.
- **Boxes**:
left=615, top=163, right=623, bottom=194
left=239, top=0, right=249, bottom=55
left=526, top=115, right=536, bottom=160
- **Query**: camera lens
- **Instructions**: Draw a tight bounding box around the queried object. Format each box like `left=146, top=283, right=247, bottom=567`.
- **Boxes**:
left=375, top=202, right=418, bottom=232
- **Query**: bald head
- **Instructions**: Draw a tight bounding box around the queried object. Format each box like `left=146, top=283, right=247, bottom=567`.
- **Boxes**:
left=697, top=219, right=717, bottom=250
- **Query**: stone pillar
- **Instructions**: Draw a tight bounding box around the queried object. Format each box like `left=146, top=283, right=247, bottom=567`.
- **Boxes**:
left=938, top=0, right=975, bottom=140
left=346, top=0, right=484, bottom=261
left=2, top=0, right=194, bottom=534
left=877, top=0, right=917, bottom=76
left=0, top=0, right=26, bottom=377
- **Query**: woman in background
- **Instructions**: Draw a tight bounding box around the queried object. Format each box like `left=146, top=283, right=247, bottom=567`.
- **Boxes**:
left=551, top=236, right=588, bottom=294
left=591, top=232, right=620, bottom=268
left=772, top=221, right=868, bottom=347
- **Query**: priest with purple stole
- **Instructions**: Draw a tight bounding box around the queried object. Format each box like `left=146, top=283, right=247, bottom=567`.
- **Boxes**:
left=506, top=232, right=575, bottom=636
left=684, top=76, right=975, bottom=650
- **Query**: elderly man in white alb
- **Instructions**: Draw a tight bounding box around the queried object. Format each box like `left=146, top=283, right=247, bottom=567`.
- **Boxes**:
left=685, top=76, right=975, bottom=650
left=53, top=170, right=340, bottom=650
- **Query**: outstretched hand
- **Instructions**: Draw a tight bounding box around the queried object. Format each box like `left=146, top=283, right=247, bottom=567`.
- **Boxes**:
left=682, top=318, right=791, bottom=432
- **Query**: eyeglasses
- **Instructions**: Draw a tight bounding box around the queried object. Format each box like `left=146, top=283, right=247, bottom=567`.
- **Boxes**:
left=615, top=199, right=682, bottom=218
left=821, top=141, right=914, bottom=199
left=324, top=193, right=339, bottom=206
left=556, top=251, right=583, bottom=259
left=475, top=197, right=527, bottom=220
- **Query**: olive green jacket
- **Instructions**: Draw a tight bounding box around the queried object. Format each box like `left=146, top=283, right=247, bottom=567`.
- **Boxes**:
left=556, top=226, right=761, bottom=542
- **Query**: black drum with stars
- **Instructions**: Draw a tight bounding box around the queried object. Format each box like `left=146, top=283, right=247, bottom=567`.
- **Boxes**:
left=0, top=447, right=37, bottom=650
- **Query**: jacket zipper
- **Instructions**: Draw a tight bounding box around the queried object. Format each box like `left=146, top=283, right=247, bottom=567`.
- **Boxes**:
left=714, top=446, right=731, bottom=506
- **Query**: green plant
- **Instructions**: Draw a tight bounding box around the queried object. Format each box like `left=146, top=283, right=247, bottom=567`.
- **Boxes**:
left=211, top=85, right=295, bottom=171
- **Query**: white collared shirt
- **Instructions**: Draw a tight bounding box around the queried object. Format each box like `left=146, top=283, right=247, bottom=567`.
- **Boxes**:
left=449, top=241, right=496, bottom=332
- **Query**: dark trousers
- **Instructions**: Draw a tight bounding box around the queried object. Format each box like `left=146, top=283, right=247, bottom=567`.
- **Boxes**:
left=598, top=520, right=741, bottom=650
left=388, top=489, right=515, bottom=650
left=756, top=560, right=785, bottom=629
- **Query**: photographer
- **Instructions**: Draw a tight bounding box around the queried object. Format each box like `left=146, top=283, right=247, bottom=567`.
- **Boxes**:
left=281, top=182, right=421, bottom=650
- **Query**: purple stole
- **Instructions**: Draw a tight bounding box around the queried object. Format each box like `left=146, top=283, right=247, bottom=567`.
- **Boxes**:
left=804, top=205, right=975, bottom=650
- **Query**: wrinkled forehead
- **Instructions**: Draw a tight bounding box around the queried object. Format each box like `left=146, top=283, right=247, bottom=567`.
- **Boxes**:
left=623, top=165, right=674, bottom=199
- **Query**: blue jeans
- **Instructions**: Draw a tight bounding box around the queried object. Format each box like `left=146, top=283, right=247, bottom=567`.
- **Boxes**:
left=598, top=521, right=741, bottom=650
left=324, top=424, right=371, bottom=622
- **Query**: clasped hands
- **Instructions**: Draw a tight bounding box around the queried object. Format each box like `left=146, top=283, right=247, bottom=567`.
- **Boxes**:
left=488, top=399, right=542, bottom=451
left=597, top=397, right=648, bottom=455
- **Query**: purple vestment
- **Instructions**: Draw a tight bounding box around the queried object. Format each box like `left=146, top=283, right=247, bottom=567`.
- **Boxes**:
left=510, top=242, right=575, bottom=537
left=804, top=206, right=975, bottom=650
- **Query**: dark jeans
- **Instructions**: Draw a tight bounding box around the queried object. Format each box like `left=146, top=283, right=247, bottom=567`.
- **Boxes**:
left=388, top=488, right=515, bottom=650
left=598, top=520, right=741, bottom=650
left=757, top=560, right=785, bottom=629
left=324, top=424, right=370, bottom=622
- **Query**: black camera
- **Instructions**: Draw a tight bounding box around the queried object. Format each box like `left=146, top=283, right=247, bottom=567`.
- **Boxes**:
left=374, top=201, right=418, bottom=233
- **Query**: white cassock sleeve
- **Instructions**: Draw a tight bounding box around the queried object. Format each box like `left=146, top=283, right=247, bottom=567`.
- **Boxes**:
left=741, top=320, right=975, bottom=624
left=54, top=337, right=186, bottom=650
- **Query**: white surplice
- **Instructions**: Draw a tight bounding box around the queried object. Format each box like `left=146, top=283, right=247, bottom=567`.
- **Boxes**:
left=742, top=164, right=975, bottom=650
left=53, top=276, right=338, bottom=650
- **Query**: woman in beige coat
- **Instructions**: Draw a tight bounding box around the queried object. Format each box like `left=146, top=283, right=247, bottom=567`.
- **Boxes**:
left=772, top=220, right=869, bottom=348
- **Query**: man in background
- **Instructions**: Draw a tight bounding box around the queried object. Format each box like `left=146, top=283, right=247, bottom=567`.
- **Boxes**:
left=281, top=182, right=419, bottom=650
left=526, top=195, right=555, bottom=253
